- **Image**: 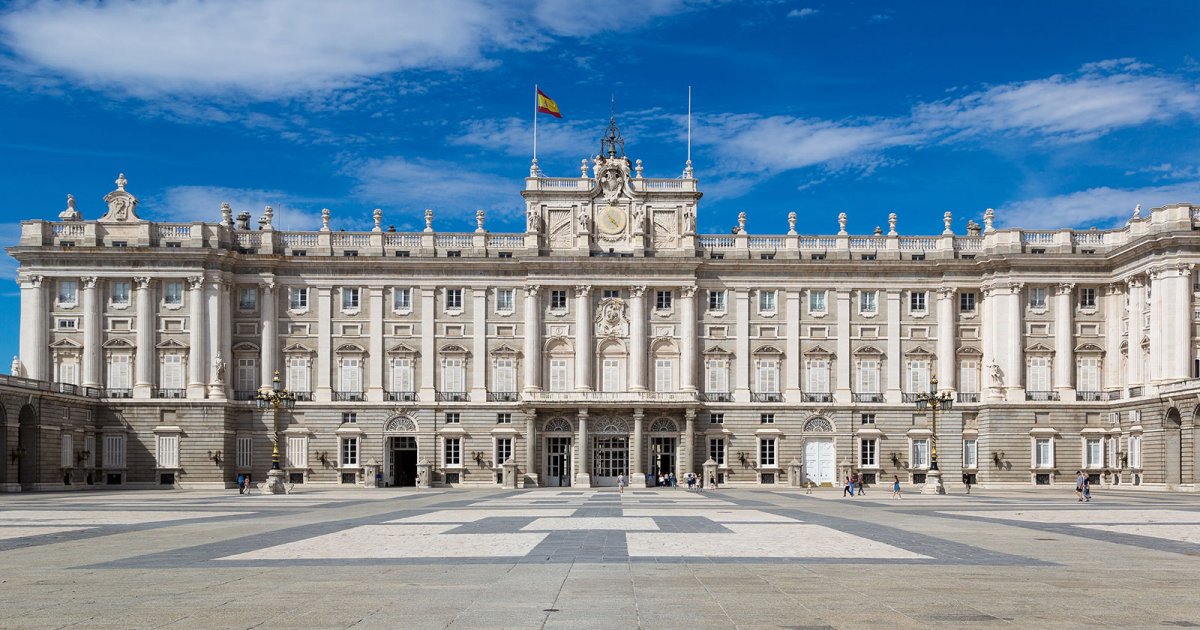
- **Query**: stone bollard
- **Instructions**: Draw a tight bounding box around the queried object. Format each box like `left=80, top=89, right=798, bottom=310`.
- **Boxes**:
left=363, top=458, right=379, bottom=488
left=703, top=457, right=718, bottom=489
left=788, top=457, right=803, bottom=487
left=502, top=458, right=519, bottom=489
left=416, top=457, right=432, bottom=489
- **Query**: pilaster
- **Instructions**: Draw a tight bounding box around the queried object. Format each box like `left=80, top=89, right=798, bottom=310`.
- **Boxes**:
left=259, top=280, right=277, bottom=388
left=733, top=288, right=750, bottom=403
left=470, top=287, right=487, bottom=401
left=574, top=285, right=592, bottom=391
left=315, top=286, right=333, bottom=402
left=835, top=289, right=851, bottom=403
left=679, top=285, right=697, bottom=392
left=522, top=285, right=542, bottom=392
left=133, top=276, right=153, bottom=397
left=81, top=276, right=101, bottom=390
left=1053, top=283, right=1075, bottom=397
left=936, top=287, right=956, bottom=392
left=186, top=275, right=207, bottom=398
left=629, top=286, right=647, bottom=391
left=886, top=290, right=901, bottom=403
left=368, top=286, right=385, bottom=401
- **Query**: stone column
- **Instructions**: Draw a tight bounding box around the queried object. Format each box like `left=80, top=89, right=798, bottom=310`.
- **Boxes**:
left=1003, top=282, right=1025, bottom=400
left=1126, top=277, right=1144, bottom=390
left=679, top=286, right=698, bottom=392
left=133, top=276, right=154, bottom=397
left=1163, top=264, right=1194, bottom=381
left=81, top=276, right=101, bottom=389
left=1149, top=269, right=1164, bottom=384
left=574, top=285, right=592, bottom=390
left=419, top=287, right=436, bottom=399
left=629, top=286, right=647, bottom=391
left=936, top=288, right=956, bottom=391
left=18, top=274, right=46, bottom=381
left=206, top=278, right=226, bottom=399
left=630, top=408, right=645, bottom=487
left=785, top=290, right=801, bottom=400
left=315, top=286, right=333, bottom=401
left=523, top=285, right=542, bottom=391
left=524, top=411, right=538, bottom=487
left=683, top=408, right=696, bottom=476
left=259, top=281, right=277, bottom=388
left=1103, top=283, right=1122, bottom=391
left=220, top=275, right=232, bottom=397
left=836, top=290, right=852, bottom=402
left=886, top=290, right=902, bottom=402
left=470, top=288, right=488, bottom=401
left=575, top=409, right=590, bottom=487
left=734, top=288, right=751, bottom=402
left=186, top=276, right=207, bottom=398
left=1053, top=283, right=1075, bottom=397
left=368, top=286, right=385, bottom=401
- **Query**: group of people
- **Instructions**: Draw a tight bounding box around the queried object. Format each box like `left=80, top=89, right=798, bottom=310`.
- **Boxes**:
left=615, top=471, right=719, bottom=493
left=843, top=474, right=906, bottom=499
left=1075, top=470, right=1093, bottom=502
left=235, top=473, right=250, bottom=495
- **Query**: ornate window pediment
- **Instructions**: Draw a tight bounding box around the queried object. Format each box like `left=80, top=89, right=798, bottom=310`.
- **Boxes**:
left=384, top=415, right=418, bottom=433
left=336, top=343, right=366, bottom=354
left=803, top=416, right=834, bottom=433
left=906, top=346, right=934, bottom=357
left=156, top=339, right=188, bottom=350
left=50, top=338, right=82, bottom=349
left=283, top=343, right=315, bottom=355
left=440, top=343, right=469, bottom=354
left=1074, top=343, right=1104, bottom=354
left=754, top=344, right=783, bottom=355
left=543, top=416, right=573, bottom=433
left=648, top=417, right=679, bottom=433
left=544, top=336, right=573, bottom=354
left=703, top=344, right=733, bottom=356
left=386, top=342, right=418, bottom=355
left=489, top=343, right=521, bottom=356
left=232, top=341, right=260, bottom=353
left=649, top=337, right=679, bottom=355
left=854, top=345, right=883, bottom=356
left=804, top=345, right=833, bottom=356
left=956, top=346, right=982, bottom=356
left=1024, top=342, right=1053, bottom=354
left=594, top=416, right=631, bottom=434
left=102, top=338, right=134, bottom=349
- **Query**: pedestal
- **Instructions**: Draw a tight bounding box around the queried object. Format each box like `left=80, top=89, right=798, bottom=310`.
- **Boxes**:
left=261, top=468, right=288, bottom=494
left=921, top=468, right=946, bottom=495
left=629, top=473, right=647, bottom=488
left=416, top=458, right=432, bottom=489
left=702, top=458, right=718, bottom=489
left=501, top=458, right=519, bottom=489
left=364, top=459, right=380, bottom=488
left=787, top=458, right=803, bottom=487
left=573, top=473, right=592, bottom=488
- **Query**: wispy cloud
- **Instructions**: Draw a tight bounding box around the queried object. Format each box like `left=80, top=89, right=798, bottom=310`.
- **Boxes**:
left=451, top=116, right=598, bottom=159
left=997, top=181, right=1200, bottom=229
left=156, top=186, right=328, bottom=231
left=787, top=7, right=819, bottom=19
left=347, top=157, right=523, bottom=230
left=1123, top=163, right=1200, bottom=182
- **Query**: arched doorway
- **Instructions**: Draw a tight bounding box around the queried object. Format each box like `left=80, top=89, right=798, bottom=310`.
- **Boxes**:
left=542, top=417, right=573, bottom=487
left=17, top=404, right=37, bottom=490
left=802, top=416, right=836, bottom=486
left=646, top=417, right=679, bottom=486
left=1165, top=407, right=1182, bottom=486
left=384, top=415, right=419, bottom=487
left=590, top=416, right=630, bottom=487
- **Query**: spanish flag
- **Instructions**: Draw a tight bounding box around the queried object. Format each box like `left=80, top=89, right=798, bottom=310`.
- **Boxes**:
left=536, top=88, right=562, bottom=118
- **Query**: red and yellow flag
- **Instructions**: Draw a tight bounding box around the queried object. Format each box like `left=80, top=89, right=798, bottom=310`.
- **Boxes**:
left=536, top=88, right=562, bottom=118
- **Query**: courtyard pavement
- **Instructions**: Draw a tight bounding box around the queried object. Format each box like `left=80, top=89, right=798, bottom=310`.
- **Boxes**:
left=2, top=484, right=1199, bottom=629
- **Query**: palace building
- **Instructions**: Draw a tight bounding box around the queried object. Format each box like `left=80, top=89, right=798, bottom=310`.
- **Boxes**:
left=4, top=122, right=1200, bottom=492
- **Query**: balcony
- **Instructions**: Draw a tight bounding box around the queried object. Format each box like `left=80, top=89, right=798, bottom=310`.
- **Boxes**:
left=233, top=390, right=258, bottom=401
left=852, top=393, right=884, bottom=403
left=752, top=392, right=782, bottom=403
left=334, top=390, right=364, bottom=401
left=103, top=388, right=133, bottom=399
left=700, top=392, right=733, bottom=402
left=487, top=392, right=519, bottom=402
left=1128, top=386, right=1144, bottom=397
left=153, top=388, right=186, bottom=399
left=524, top=391, right=695, bottom=404
left=1026, top=391, right=1060, bottom=401
left=293, top=391, right=312, bottom=401
left=386, top=391, right=418, bottom=402
left=1076, top=391, right=1102, bottom=402
left=901, top=393, right=922, bottom=403
left=1103, top=390, right=1122, bottom=401
left=436, top=391, right=470, bottom=402
left=956, top=392, right=980, bottom=403
left=803, top=393, right=833, bottom=403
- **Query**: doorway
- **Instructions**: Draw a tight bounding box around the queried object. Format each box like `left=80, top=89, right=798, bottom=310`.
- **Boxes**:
left=389, top=435, right=418, bottom=487
left=805, top=438, right=835, bottom=486
left=591, top=436, right=628, bottom=486
left=546, top=437, right=572, bottom=487
left=1165, top=408, right=1182, bottom=486
left=649, top=436, right=676, bottom=484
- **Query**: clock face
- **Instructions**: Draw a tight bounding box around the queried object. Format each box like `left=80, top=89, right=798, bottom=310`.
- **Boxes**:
left=598, top=205, right=626, bottom=235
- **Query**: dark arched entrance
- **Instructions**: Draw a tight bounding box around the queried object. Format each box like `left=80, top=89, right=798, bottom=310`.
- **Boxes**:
left=1165, top=407, right=1182, bottom=486
left=17, top=404, right=37, bottom=490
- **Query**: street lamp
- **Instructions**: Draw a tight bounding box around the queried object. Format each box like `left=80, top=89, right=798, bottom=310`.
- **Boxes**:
left=256, top=370, right=297, bottom=493
left=913, top=375, right=953, bottom=495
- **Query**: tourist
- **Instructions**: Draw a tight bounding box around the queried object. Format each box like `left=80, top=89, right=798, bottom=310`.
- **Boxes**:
left=236, top=473, right=244, bottom=495
left=686, top=473, right=695, bottom=490
left=962, top=472, right=972, bottom=495
left=1075, top=470, right=1086, bottom=502
left=843, top=475, right=854, bottom=497
left=891, top=475, right=902, bottom=499
left=669, top=472, right=677, bottom=488
left=856, top=475, right=866, bottom=496
left=617, top=473, right=626, bottom=494
left=1082, top=475, right=1092, bottom=502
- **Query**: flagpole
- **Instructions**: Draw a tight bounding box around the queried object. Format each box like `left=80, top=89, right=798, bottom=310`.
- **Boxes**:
left=685, top=85, right=694, bottom=178
left=532, top=83, right=538, bottom=173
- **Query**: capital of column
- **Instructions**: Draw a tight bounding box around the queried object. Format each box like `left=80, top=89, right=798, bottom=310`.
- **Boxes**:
left=679, top=286, right=697, bottom=299
left=684, top=408, right=697, bottom=421
left=937, top=287, right=955, bottom=300
left=1126, top=276, right=1144, bottom=289
left=187, top=275, right=204, bottom=290
left=133, top=276, right=151, bottom=290
left=80, top=276, right=98, bottom=290
left=525, top=284, right=541, bottom=297
left=577, top=408, right=589, bottom=419
left=574, top=285, right=592, bottom=298
left=632, top=408, right=645, bottom=420
left=1104, top=283, right=1122, bottom=296
left=630, top=286, right=647, bottom=298
left=259, top=279, right=276, bottom=293
left=1055, top=282, right=1075, bottom=296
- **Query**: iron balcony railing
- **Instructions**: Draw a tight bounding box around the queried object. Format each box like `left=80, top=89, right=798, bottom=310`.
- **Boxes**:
left=956, top=392, right=980, bottom=403
left=333, top=390, right=364, bottom=401
left=803, top=393, right=833, bottom=403
left=852, top=393, right=884, bottom=403
left=386, top=391, right=418, bottom=402
left=701, top=392, right=733, bottom=402
left=751, top=392, right=782, bottom=403
left=436, top=391, right=470, bottom=402
left=153, top=388, right=186, bottom=399
left=487, top=392, right=519, bottom=402
left=1026, top=391, right=1060, bottom=401
left=1076, top=391, right=1102, bottom=402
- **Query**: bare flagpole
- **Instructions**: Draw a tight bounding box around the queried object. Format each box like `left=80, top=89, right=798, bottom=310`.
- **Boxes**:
left=684, top=85, right=694, bottom=178
left=532, top=83, right=538, bottom=176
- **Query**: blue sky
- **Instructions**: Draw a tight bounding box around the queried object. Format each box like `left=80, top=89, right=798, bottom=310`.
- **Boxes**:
left=1, top=0, right=1199, bottom=369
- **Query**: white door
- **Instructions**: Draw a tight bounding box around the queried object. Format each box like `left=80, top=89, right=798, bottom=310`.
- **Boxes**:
left=804, top=438, right=835, bottom=486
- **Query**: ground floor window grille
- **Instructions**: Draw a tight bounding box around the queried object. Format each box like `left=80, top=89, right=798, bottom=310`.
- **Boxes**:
left=103, top=434, right=126, bottom=468
left=236, top=437, right=253, bottom=468
left=592, top=437, right=628, bottom=478
left=156, top=434, right=179, bottom=469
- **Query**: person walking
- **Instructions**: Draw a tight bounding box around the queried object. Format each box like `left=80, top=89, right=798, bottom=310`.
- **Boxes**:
left=1075, top=470, right=1086, bottom=502
left=236, top=473, right=244, bottom=495
left=891, top=475, right=902, bottom=499
left=669, top=472, right=677, bottom=488
left=686, top=473, right=695, bottom=490
left=856, top=474, right=866, bottom=496
left=617, top=473, right=626, bottom=493
left=1082, top=475, right=1092, bottom=502
left=843, top=475, right=854, bottom=497
left=962, top=472, right=972, bottom=495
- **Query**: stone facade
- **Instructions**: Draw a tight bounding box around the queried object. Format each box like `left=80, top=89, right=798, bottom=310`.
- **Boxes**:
left=6, top=143, right=1200, bottom=491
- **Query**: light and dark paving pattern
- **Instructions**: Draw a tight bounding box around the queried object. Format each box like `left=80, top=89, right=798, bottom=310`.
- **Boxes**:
left=2, top=486, right=1200, bottom=628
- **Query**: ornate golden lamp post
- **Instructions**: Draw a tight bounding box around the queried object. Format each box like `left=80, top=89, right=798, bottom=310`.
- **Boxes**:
left=914, top=375, right=953, bottom=495
left=255, top=370, right=296, bottom=494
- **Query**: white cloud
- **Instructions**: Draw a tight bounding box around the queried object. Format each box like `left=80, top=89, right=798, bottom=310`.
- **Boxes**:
left=997, top=181, right=1200, bottom=229
left=1123, top=163, right=1200, bottom=181
left=787, top=7, right=819, bottom=19
left=451, top=116, right=598, bottom=159
left=157, top=186, right=327, bottom=231
left=348, top=157, right=523, bottom=229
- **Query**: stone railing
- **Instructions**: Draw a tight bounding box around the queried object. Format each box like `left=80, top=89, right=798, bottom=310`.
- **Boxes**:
left=524, top=391, right=696, bottom=403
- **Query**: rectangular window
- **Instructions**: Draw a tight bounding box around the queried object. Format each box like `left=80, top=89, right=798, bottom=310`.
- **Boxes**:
left=61, top=433, right=73, bottom=469
left=549, top=359, right=570, bottom=392
left=342, top=287, right=360, bottom=311
left=859, top=290, right=878, bottom=314
left=442, top=358, right=465, bottom=393
left=601, top=358, right=622, bottom=392
left=709, top=438, right=726, bottom=465
left=1028, top=357, right=1051, bottom=392
left=494, top=358, right=516, bottom=393
left=550, top=289, right=568, bottom=311
left=1029, top=287, right=1047, bottom=309
left=807, top=360, right=830, bottom=393
left=161, top=354, right=184, bottom=390
left=1079, top=288, right=1096, bottom=309
left=496, top=288, right=514, bottom=312
left=236, top=436, right=253, bottom=468
left=1078, top=357, right=1101, bottom=392
left=287, top=357, right=310, bottom=393
left=963, top=439, right=978, bottom=468
left=707, top=290, right=726, bottom=312
left=286, top=435, right=308, bottom=468
left=1035, top=438, right=1053, bottom=467
left=912, top=439, right=930, bottom=468
left=164, top=281, right=183, bottom=306
left=342, top=412, right=357, bottom=423
left=960, top=292, right=976, bottom=312
left=496, top=413, right=512, bottom=424
left=760, top=413, right=775, bottom=424
left=445, top=288, right=463, bottom=311
left=655, top=290, right=673, bottom=311
left=758, top=290, right=777, bottom=313
left=759, top=438, right=777, bottom=467
left=103, top=434, right=126, bottom=468
left=602, top=289, right=621, bottom=299
left=341, top=438, right=359, bottom=467
left=706, top=359, right=728, bottom=394
left=393, top=288, right=412, bottom=311
left=857, top=360, right=879, bottom=394
left=654, top=359, right=674, bottom=392
left=107, top=355, right=131, bottom=390
left=58, top=279, right=78, bottom=305
left=907, top=360, right=930, bottom=394
left=58, top=361, right=78, bottom=386
left=339, top=357, right=362, bottom=393
left=959, top=360, right=979, bottom=394
left=444, top=438, right=461, bottom=466
left=495, top=438, right=513, bottom=467
left=156, top=434, right=180, bottom=469
left=756, top=361, right=779, bottom=394
left=1086, top=438, right=1102, bottom=468
left=910, top=291, right=927, bottom=313
left=235, top=358, right=257, bottom=393
left=709, top=413, right=724, bottom=425
left=57, top=318, right=77, bottom=330
left=809, top=290, right=827, bottom=313
left=289, top=287, right=309, bottom=310
left=111, top=281, right=131, bottom=306
left=860, top=439, right=877, bottom=467
left=445, top=412, right=460, bottom=424
left=390, top=357, right=413, bottom=393
left=238, top=287, right=256, bottom=311
left=1130, top=435, right=1142, bottom=468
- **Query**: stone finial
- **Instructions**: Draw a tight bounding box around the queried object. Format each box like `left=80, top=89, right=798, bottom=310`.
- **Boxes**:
left=635, top=159, right=643, bottom=179
left=874, top=226, right=883, bottom=236
left=115, top=173, right=127, bottom=191
left=235, top=211, right=251, bottom=231
left=581, top=158, right=589, bottom=178
left=58, top=194, right=81, bottom=221
left=837, top=212, right=847, bottom=235
left=787, top=211, right=797, bottom=235
left=220, top=202, right=233, bottom=228
left=887, top=212, right=897, bottom=236
left=529, top=158, right=540, bottom=178
left=966, top=219, right=981, bottom=236
left=683, top=159, right=694, bottom=179
left=257, top=215, right=268, bottom=230
left=424, top=208, right=434, bottom=232
left=943, top=211, right=953, bottom=235
left=1132, top=203, right=1142, bottom=220
left=10, top=356, right=20, bottom=377
left=372, top=208, right=383, bottom=232
left=737, top=211, right=747, bottom=234
left=983, top=208, right=995, bottom=233
left=475, top=209, right=486, bottom=233
left=263, top=205, right=274, bottom=230
left=320, top=208, right=331, bottom=232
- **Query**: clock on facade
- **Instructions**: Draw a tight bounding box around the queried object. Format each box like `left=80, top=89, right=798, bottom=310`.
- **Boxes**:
left=598, top=205, right=627, bottom=235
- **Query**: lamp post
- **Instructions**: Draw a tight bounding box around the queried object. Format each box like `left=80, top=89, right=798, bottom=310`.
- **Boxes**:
left=256, top=370, right=296, bottom=494
left=914, top=375, right=953, bottom=495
